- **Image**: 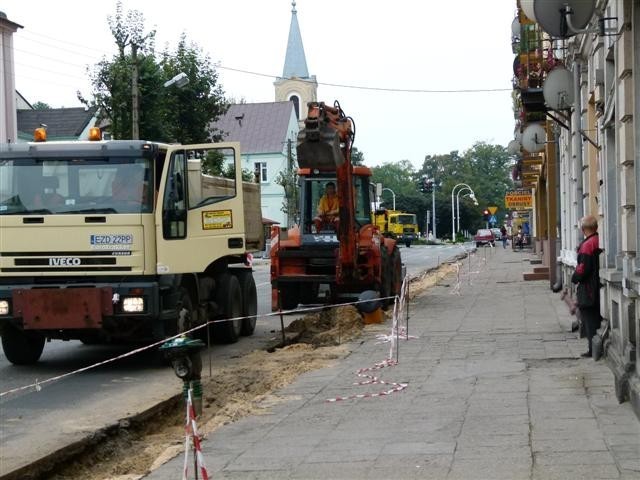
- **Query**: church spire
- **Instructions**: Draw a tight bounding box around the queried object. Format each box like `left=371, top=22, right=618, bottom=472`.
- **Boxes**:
left=282, top=0, right=309, bottom=78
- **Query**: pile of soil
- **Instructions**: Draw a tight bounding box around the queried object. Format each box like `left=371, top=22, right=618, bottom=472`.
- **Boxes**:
left=285, top=305, right=364, bottom=346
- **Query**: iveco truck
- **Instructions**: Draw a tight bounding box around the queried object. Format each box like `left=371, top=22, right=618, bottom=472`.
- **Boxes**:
left=0, top=129, right=262, bottom=364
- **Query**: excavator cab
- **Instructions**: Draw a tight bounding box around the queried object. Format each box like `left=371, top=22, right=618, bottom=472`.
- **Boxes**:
left=298, top=171, right=372, bottom=237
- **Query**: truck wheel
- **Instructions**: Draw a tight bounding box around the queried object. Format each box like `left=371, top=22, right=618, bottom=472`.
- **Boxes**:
left=390, top=246, right=403, bottom=297
left=214, top=273, right=242, bottom=344
left=235, top=270, right=257, bottom=336
left=278, top=285, right=299, bottom=310
left=1, top=326, right=45, bottom=365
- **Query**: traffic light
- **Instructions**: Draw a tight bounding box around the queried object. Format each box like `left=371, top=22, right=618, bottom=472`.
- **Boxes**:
left=418, top=177, right=433, bottom=194
left=424, top=179, right=433, bottom=193
left=483, top=209, right=490, bottom=221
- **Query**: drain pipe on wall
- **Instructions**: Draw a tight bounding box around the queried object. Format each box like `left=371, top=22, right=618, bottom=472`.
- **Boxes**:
left=552, top=130, right=563, bottom=293
left=572, top=59, right=585, bottom=248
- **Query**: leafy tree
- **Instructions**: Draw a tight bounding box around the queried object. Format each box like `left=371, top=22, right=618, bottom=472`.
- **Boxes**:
left=160, top=35, right=228, bottom=143
left=419, top=143, right=513, bottom=237
left=202, top=149, right=224, bottom=176
left=351, top=146, right=365, bottom=166
left=80, top=2, right=228, bottom=143
left=31, top=102, right=51, bottom=110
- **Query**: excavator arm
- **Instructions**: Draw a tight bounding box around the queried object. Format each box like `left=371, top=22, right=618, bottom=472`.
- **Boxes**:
left=296, top=101, right=358, bottom=283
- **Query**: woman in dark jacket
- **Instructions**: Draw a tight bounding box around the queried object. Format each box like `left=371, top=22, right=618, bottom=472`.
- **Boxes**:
left=571, top=215, right=602, bottom=357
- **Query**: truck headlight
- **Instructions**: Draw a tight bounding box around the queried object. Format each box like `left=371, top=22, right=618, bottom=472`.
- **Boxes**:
left=0, top=300, right=9, bottom=315
left=122, top=297, right=144, bottom=313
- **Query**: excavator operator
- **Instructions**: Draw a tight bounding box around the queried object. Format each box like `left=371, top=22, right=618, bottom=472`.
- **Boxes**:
left=314, top=181, right=339, bottom=232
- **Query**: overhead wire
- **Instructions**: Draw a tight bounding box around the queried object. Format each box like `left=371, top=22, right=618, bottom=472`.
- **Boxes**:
left=13, top=31, right=512, bottom=95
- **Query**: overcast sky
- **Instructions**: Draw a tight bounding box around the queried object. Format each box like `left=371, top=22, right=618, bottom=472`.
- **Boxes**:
left=5, top=0, right=516, bottom=169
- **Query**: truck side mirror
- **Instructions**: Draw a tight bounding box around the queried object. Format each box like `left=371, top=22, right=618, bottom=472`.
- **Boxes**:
left=375, top=183, right=383, bottom=198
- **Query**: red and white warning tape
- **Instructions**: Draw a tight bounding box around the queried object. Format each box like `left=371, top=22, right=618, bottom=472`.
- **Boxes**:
left=0, top=294, right=397, bottom=398
left=326, top=279, right=412, bottom=403
left=183, top=388, right=210, bottom=480
left=326, top=358, right=408, bottom=402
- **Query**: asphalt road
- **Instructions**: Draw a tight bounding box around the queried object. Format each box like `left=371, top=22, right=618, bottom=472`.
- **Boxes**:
left=0, top=243, right=471, bottom=476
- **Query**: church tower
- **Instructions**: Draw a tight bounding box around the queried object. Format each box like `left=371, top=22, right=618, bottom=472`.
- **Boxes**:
left=274, top=1, right=317, bottom=122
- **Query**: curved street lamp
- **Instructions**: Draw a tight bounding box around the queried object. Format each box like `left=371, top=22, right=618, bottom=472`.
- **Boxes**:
left=456, top=187, right=478, bottom=233
left=381, top=188, right=396, bottom=210
left=451, top=183, right=476, bottom=242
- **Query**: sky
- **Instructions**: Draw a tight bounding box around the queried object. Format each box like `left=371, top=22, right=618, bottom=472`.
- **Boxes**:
left=4, top=0, right=517, bottom=169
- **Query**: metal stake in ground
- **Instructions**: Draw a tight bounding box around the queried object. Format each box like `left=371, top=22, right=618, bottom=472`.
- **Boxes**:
left=405, top=281, right=410, bottom=340
left=396, top=296, right=400, bottom=364
left=278, top=289, right=286, bottom=346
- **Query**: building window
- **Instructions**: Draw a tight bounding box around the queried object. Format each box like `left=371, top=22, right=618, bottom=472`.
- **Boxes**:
left=254, top=162, right=268, bottom=183
left=289, top=95, right=300, bottom=119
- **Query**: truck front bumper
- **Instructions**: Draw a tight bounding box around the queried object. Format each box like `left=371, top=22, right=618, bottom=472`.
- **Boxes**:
left=0, top=281, right=162, bottom=338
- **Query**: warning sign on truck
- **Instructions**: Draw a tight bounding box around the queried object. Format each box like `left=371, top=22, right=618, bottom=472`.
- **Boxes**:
left=505, top=190, right=533, bottom=209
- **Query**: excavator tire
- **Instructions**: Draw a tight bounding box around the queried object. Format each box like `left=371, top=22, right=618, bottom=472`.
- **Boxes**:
left=278, top=284, right=300, bottom=310
left=234, top=270, right=258, bottom=336
left=213, top=273, right=243, bottom=343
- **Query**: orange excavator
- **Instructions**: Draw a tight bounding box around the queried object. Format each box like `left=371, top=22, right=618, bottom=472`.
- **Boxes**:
left=270, top=101, right=402, bottom=310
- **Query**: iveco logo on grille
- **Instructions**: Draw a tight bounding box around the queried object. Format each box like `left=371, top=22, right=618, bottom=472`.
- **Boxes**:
left=49, top=257, right=82, bottom=266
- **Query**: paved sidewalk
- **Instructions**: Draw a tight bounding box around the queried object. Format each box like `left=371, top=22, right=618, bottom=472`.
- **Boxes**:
left=146, top=246, right=640, bottom=480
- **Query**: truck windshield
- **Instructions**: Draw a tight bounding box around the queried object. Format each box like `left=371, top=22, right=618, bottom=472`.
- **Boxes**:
left=397, top=214, right=416, bottom=224
left=0, top=158, right=153, bottom=215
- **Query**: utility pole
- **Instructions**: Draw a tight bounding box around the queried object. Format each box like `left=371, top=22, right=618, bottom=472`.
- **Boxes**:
left=432, top=186, right=436, bottom=239
left=286, top=138, right=294, bottom=227
left=131, top=43, right=140, bottom=140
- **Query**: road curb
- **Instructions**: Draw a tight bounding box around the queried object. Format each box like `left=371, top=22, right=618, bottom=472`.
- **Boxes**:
left=0, top=393, right=182, bottom=480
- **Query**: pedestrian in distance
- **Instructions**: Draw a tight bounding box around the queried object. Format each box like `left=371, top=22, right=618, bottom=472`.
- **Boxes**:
left=500, top=225, right=508, bottom=249
left=571, top=215, right=602, bottom=358
left=515, top=225, right=524, bottom=250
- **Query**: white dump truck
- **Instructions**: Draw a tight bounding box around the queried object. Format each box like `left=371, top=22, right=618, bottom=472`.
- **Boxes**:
left=0, top=129, right=262, bottom=364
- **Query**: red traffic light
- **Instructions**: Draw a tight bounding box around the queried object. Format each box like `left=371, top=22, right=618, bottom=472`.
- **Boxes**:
left=483, top=209, right=489, bottom=215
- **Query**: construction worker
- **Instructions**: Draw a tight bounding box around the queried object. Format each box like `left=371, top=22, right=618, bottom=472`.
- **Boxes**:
left=314, top=181, right=339, bottom=232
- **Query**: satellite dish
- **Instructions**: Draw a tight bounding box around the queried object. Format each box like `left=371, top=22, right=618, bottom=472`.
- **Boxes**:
left=507, top=139, right=521, bottom=155
left=514, top=129, right=523, bottom=143
left=521, top=0, right=537, bottom=22
left=511, top=17, right=521, bottom=40
left=521, top=123, right=546, bottom=153
left=534, top=0, right=596, bottom=38
left=543, top=67, right=574, bottom=110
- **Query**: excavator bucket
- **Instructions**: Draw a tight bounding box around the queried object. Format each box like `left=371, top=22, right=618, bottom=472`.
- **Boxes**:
left=297, top=124, right=345, bottom=170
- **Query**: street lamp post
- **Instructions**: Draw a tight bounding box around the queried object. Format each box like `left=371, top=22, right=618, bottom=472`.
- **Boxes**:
left=451, top=183, right=476, bottom=242
left=381, top=188, right=396, bottom=210
left=456, top=188, right=478, bottom=233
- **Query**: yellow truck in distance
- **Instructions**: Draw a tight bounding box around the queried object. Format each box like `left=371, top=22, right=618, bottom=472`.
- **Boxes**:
left=0, top=132, right=262, bottom=365
left=372, top=209, right=419, bottom=247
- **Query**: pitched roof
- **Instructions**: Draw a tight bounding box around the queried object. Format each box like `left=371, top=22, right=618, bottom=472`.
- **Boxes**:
left=17, top=107, right=97, bottom=138
left=211, top=102, right=295, bottom=155
left=282, top=1, right=310, bottom=79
